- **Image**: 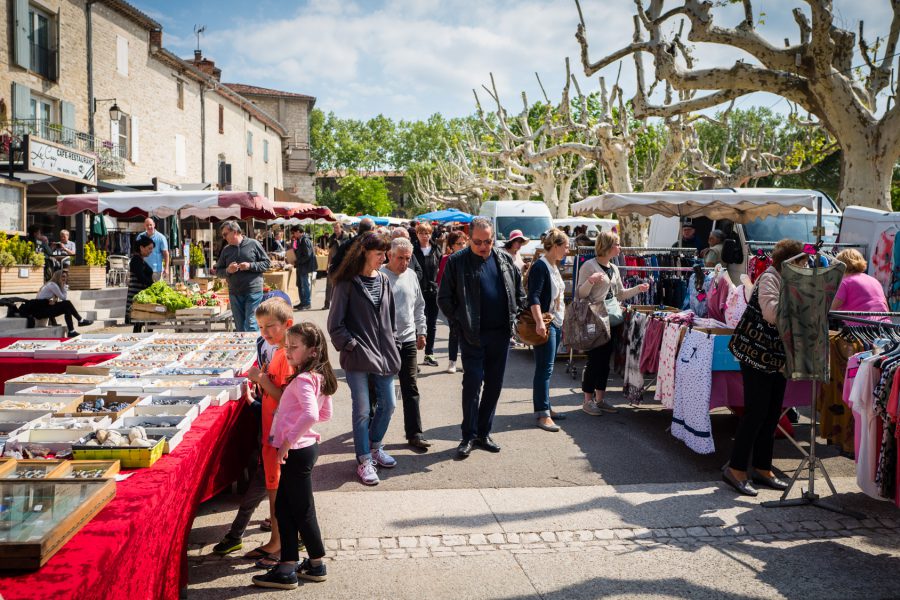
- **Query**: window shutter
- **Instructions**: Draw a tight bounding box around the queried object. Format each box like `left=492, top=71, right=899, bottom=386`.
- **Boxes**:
left=247, top=131, right=253, bottom=155
left=130, top=115, right=139, bottom=163
left=116, top=36, right=128, bottom=76
left=51, top=8, right=60, bottom=80
left=263, top=139, right=268, bottom=163
left=110, top=118, right=120, bottom=145
left=12, top=83, right=31, bottom=120
left=60, top=100, right=74, bottom=144
left=175, top=134, right=186, bottom=176
left=13, top=0, right=29, bottom=69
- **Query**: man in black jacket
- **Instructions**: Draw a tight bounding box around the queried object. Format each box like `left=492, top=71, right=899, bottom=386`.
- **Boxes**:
left=438, top=217, right=525, bottom=459
left=323, top=222, right=350, bottom=310
left=413, top=222, right=442, bottom=366
left=328, top=218, right=374, bottom=278
left=292, top=226, right=315, bottom=310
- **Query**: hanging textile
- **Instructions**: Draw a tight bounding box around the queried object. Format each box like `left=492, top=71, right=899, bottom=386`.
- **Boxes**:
left=705, top=272, right=731, bottom=323
left=872, top=228, right=897, bottom=296
left=654, top=322, right=684, bottom=409
left=671, top=329, right=716, bottom=454
left=724, top=283, right=749, bottom=328
left=92, top=213, right=107, bottom=236
left=748, top=252, right=771, bottom=283
left=685, top=270, right=713, bottom=317
left=622, top=312, right=648, bottom=404
left=639, top=317, right=666, bottom=374
left=776, top=261, right=845, bottom=381
left=819, top=333, right=861, bottom=455
left=847, top=356, right=886, bottom=499
left=890, top=229, right=900, bottom=312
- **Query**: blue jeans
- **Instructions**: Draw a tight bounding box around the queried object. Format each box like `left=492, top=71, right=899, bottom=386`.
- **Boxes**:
left=230, top=291, right=264, bottom=332
left=532, top=323, right=560, bottom=417
left=298, top=272, right=311, bottom=307
left=459, top=329, right=510, bottom=441
left=345, top=370, right=396, bottom=462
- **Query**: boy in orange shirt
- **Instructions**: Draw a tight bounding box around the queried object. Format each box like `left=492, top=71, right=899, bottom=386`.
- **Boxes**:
left=245, top=298, right=294, bottom=567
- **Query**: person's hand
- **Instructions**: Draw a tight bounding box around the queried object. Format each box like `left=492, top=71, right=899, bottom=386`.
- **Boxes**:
left=588, top=271, right=607, bottom=285
left=277, top=445, right=290, bottom=464
left=638, top=283, right=650, bottom=293
left=239, top=262, right=251, bottom=271
left=226, top=262, right=239, bottom=274
left=48, top=297, right=57, bottom=305
left=416, top=335, right=426, bottom=351
left=247, top=366, right=261, bottom=383
left=535, top=321, right=547, bottom=338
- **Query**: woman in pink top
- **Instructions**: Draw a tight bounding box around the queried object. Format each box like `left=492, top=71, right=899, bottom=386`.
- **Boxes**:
left=253, top=322, right=335, bottom=591
left=832, top=249, right=890, bottom=323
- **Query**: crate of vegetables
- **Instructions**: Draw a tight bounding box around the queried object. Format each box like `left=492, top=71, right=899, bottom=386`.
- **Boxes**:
left=131, top=281, right=194, bottom=319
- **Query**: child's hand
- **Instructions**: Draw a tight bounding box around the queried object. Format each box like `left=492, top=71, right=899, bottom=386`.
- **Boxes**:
left=247, top=366, right=261, bottom=383
left=277, top=445, right=289, bottom=464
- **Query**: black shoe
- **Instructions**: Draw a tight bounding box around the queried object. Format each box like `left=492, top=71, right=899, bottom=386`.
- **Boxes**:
left=211, top=535, right=243, bottom=555
left=67, top=330, right=80, bottom=338
left=252, top=567, right=298, bottom=590
left=475, top=436, right=501, bottom=453
left=293, top=303, right=304, bottom=309
left=751, top=470, right=790, bottom=491
left=422, top=355, right=439, bottom=367
left=300, top=305, right=312, bottom=311
left=787, top=407, right=799, bottom=424
left=77, top=318, right=93, bottom=327
left=296, top=558, right=327, bottom=582
left=408, top=435, right=432, bottom=449
left=722, top=470, right=758, bottom=497
left=456, top=439, right=474, bottom=458
left=322, top=304, right=330, bottom=310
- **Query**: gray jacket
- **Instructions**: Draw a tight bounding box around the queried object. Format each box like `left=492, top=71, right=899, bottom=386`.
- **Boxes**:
left=380, top=266, right=426, bottom=344
left=214, top=237, right=270, bottom=295
left=327, top=273, right=401, bottom=375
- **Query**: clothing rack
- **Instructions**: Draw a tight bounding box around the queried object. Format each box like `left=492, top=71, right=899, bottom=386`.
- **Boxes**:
left=745, top=241, right=866, bottom=249
left=829, top=310, right=900, bottom=318
left=618, top=246, right=698, bottom=254
left=620, top=266, right=714, bottom=273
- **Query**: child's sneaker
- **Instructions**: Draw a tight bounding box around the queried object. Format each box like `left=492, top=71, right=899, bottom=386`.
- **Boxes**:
left=372, top=446, right=397, bottom=468
left=212, top=534, right=242, bottom=555
left=296, top=558, right=327, bottom=582
left=357, top=459, right=379, bottom=485
left=252, top=567, right=298, bottom=590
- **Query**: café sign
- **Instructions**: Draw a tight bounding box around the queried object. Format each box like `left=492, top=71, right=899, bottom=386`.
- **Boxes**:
left=25, top=135, right=98, bottom=185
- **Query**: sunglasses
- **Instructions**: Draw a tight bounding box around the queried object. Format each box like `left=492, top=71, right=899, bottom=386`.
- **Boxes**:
left=471, top=238, right=493, bottom=247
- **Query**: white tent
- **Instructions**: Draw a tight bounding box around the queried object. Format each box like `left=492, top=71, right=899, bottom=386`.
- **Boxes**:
left=571, top=189, right=819, bottom=224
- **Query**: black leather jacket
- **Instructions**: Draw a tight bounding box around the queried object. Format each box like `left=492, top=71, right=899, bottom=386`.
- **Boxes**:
left=437, top=247, right=525, bottom=347
left=413, top=240, right=441, bottom=297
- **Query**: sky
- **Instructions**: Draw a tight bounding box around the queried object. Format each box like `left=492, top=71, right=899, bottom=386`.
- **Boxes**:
left=132, top=0, right=897, bottom=122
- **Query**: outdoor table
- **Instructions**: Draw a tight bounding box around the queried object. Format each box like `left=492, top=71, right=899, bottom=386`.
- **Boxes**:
left=131, top=310, right=235, bottom=333
left=0, top=337, right=120, bottom=383
left=0, top=397, right=258, bottom=600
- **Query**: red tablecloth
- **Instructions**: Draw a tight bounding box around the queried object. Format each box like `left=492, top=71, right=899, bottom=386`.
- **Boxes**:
left=0, top=337, right=119, bottom=385
left=0, top=399, right=257, bottom=600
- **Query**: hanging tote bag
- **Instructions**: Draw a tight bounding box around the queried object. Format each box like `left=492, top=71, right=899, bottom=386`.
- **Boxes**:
left=727, top=285, right=785, bottom=373
left=562, top=296, right=610, bottom=352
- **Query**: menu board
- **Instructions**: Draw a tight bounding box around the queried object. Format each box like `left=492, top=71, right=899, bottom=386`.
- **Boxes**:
left=0, top=179, right=26, bottom=235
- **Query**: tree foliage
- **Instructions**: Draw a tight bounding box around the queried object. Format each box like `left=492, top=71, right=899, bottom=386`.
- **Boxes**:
left=332, top=174, right=393, bottom=216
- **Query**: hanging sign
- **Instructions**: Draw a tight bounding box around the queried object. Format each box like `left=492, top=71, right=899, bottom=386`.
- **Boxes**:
left=25, top=135, right=98, bottom=185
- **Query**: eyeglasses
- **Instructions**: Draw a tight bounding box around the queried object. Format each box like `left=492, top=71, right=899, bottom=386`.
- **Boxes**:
left=471, top=238, right=493, bottom=247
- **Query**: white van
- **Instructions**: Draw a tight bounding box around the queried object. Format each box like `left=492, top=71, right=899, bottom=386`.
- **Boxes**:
left=479, top=200, right=554, bottom=258
left=553, top=217, right=618, bottom=240
left=837, top=205, right=900, bottom=272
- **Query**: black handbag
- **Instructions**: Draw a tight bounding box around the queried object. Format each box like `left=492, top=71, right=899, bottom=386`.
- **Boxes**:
left=728, top=285, right=785, bottom=373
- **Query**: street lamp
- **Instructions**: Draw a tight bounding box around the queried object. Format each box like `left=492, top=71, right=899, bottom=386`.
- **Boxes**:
left=93, top=98, right=121, bottom=121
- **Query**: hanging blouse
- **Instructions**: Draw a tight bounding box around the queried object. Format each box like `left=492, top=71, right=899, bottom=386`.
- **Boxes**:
left=724, top=284, right=749, bottom=328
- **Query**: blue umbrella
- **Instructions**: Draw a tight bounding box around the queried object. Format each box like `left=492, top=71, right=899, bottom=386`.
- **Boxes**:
left=358, top=215, right=391, bottom=226
left=414, top=208, right=473, bottom=223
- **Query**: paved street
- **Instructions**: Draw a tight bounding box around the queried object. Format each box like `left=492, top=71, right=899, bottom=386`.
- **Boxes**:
left=184, top=282, right=900, bottom=599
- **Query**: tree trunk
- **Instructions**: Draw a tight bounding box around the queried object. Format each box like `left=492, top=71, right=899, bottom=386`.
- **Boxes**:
left=837, top=146, right=893, bottom=210
left=558, top=178, right=575, bottom=219
left=602, top=146, right=650, bottom=247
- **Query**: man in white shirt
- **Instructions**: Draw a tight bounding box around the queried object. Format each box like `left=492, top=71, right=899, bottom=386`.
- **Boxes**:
left=381, top=237, right=430, bottom=449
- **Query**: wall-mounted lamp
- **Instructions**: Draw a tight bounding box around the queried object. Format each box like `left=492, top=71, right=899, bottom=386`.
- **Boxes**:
left=93, top=98, right=121, bottom=121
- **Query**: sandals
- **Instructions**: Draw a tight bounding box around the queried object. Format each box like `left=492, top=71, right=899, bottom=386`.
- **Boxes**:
left=260, top=518, right=272, bottom=532
left=253, top=551, right=281, bottom=569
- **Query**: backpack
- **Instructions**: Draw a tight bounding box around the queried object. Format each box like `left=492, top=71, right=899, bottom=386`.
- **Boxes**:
left=721, top=232, right=744, bottom=265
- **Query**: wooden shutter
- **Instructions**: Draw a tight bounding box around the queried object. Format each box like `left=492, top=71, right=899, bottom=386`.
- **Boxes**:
left=13, top=0, right=30, bottom=69
left=12, top=82, right=31, bottom=120
left=60, top=100, right=74, bottom=144
left=130, top=115, right=139, bottom=163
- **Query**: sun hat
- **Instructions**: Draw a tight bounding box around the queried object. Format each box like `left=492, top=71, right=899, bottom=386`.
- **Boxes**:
left=507, top=229, right=529, bottom=243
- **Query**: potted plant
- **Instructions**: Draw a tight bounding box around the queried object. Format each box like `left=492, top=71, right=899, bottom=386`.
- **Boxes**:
left=68, top=241, right=108, bottom=289
left=0, top=233, right=45, bottom=293
left=189, top=243, right=207, bottom=278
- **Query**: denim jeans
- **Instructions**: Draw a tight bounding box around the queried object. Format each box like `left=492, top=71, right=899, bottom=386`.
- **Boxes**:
left=532, top=323, right=560, bottom=417
left=298, top=272, right=311, bottom=307
left=230, top=291, right=264, bottom=332
left=346, top=370, right=396, bottom=461
left=459, top=329, right=510, bottom=441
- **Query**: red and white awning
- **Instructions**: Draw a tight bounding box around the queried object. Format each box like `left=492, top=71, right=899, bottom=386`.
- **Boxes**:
left=57, top=190, right=278, bottom=220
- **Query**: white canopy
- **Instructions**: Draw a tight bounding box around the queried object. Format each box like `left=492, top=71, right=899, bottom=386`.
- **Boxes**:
left=571, top=190, right=820, bottom=224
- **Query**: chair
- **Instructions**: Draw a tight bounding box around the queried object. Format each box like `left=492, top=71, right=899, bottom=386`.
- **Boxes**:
left=107, top=255, right=129, bottom=287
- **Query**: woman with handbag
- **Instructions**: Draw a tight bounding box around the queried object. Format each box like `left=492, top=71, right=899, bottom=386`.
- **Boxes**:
left=576, top=231, right=648, bottom=416
left=724, top=239, right=804, bottom=496
left=527, top=229, right=569, bottom=432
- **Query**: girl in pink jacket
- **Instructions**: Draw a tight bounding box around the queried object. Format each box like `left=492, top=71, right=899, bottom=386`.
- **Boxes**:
left=253, top=322, right=336, bottom=591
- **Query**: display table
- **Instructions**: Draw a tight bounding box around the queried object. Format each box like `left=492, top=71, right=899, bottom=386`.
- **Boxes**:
left=0, top=338, right=120, bottom=384
left=0, top=398, right=258, bottom=600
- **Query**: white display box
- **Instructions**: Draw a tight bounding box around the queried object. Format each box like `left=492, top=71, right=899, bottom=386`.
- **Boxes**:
left=4, top=374, right=111, bottom=395
left=131, top=404, right=199, bottom=426
left=0, top=410, right=52, bottom=437
left=9, top=428, right=93, bottom=452
left=113, top=414, right=191, bottom=431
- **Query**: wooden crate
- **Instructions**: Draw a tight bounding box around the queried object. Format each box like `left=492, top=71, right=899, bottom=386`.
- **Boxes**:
left=0, top=266, right=43, bottom=294
left=67, top=265, right=106, bottom=290
left=131, top=303, right=175, bottom=320
left=175, top=305, right=222, bottom=317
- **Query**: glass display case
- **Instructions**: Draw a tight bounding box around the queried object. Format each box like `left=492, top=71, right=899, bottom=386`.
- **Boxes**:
left=0, top=478, right=115, bottom=569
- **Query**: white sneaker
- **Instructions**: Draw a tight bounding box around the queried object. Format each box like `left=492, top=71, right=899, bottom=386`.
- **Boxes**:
left=372, top=446, right=397, bottom=468
left=357, top=459, right=379, bottom=485
left=447, top=361, right=457, bottom=373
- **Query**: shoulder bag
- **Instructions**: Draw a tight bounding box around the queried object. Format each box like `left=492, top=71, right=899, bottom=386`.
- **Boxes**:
left=602, top=263, right=624, bottom=327
left=562, top=295, right=610, bottom=352
left=516, top=259, right=553, bottom=346
left=727, top=284, right=785, bottom=373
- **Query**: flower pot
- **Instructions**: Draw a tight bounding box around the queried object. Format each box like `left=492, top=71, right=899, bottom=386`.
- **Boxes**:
left=0, top=265, right=43, bottom=293
left=68, top=265, right=106, bottom=290
left=190, top=266, right=207, bottom=279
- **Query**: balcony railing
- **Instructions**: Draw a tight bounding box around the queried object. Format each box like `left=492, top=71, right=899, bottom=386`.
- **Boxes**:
left=0, top=119, right=126, bottom=179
